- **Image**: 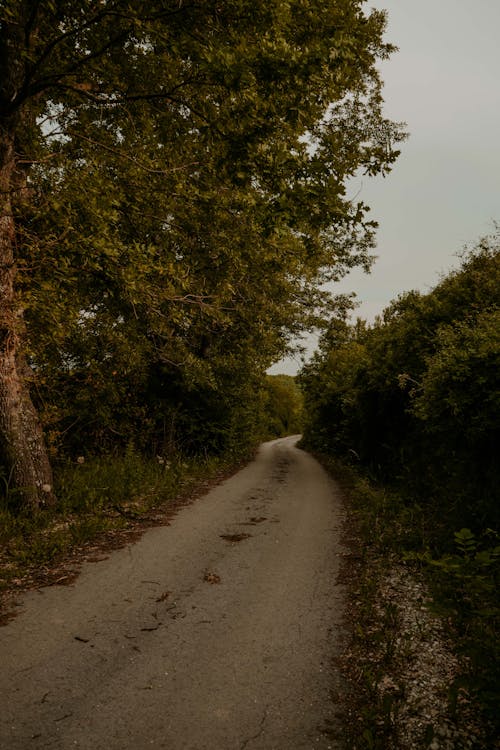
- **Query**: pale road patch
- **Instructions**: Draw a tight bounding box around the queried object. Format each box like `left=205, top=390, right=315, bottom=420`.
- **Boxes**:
left=0, top=437, right=347, bottom=750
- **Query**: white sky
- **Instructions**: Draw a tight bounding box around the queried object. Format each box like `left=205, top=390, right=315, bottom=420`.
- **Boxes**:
left=270, top=0, right=500, bottom=375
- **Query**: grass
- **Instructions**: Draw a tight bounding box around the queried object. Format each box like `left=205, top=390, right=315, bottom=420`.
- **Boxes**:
left=325, top=457, right=403, bottom=750
left=0, top=446, right=245, bottom=593
left=307, top=449, right=499, bottom=749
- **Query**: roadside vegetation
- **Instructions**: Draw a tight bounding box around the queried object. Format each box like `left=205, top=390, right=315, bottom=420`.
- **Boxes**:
left=0, top=0, right=405, bottom=517
left=0, top=374, right=302, bottom=593
left=0, top=2, right=404, bottom=588
left=262, top=374, right=304, bottom=439
left=299, top=233, right=500, bottom=747
left=0, top=449, right=238, bottom=593
left=4, top=5, right=498, bottom=745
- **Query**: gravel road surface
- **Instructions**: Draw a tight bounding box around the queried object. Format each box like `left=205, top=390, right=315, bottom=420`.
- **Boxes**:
left=0, top=436, right=346, bottom=749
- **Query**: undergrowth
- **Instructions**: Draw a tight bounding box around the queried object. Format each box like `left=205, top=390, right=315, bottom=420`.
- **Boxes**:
left=320, top=454, right=403, bottom=750
left=307, top=449, right=499, bottom=749
left=0, top=446, right=242, bottom=592
left=414, top=528, right=500, bottom=724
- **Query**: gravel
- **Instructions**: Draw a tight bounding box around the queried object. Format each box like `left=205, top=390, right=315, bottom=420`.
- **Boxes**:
left=367, top=563, right=493, bottom=749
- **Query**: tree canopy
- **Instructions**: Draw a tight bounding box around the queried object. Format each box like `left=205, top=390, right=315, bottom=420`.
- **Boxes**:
left=0, top=0, right=405, bottom=509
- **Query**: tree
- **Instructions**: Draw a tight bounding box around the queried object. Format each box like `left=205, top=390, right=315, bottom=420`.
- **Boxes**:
left=263, top=375, right=304, bottom=439
left=300, top=232, right=500, bottom=533
left=0, top=0, right=404, bottom=509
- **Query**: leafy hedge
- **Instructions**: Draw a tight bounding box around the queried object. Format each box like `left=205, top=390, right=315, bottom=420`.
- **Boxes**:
left=299, top=231, right=499, bottom=725
left=300, top=232, right=500, bottom=540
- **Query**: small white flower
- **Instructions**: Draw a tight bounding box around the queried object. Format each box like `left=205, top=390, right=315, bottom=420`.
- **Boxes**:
left=41, top=483, right=52, bottom=493
left=77, top=456, right=85, bottom=464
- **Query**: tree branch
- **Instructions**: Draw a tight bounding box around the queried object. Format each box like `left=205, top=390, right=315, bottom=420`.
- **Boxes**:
left=66, top=129, right=201, bottom=176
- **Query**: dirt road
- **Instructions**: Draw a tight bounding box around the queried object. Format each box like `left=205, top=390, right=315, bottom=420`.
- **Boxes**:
left=0, top=437, right=346, bottom=749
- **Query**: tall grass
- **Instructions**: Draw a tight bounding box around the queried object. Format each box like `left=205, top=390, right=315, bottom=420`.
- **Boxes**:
left=0, top=446, right=238, bottom=590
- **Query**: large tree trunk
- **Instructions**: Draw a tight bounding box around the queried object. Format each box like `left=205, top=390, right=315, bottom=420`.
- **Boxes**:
left=0, top=122, right=55, bottom=511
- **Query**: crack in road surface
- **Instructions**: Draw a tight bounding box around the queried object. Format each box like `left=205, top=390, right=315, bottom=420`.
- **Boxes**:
left=240, top=708, right=269, bottom=750
left=0, top=436, right=346, bottom=749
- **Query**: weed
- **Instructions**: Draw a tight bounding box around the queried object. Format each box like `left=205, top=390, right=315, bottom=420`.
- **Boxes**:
left=316, top=450, right=498, bottom=747
left=0, top=448, right=241, bottom=592
left=419, top=528, right=500, bottom=722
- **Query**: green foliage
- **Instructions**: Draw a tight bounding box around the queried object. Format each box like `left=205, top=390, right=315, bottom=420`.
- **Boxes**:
left=418, top=529, right=500, bottom=721
left=0, top=0, right=406, bottom=505
left=300, top=232, right=500, bottom=734
left=261, top=375, right=304, bottom=439
left=300, top=233, right=500, bottom=536
left=317, top=451, right=499, bottom=744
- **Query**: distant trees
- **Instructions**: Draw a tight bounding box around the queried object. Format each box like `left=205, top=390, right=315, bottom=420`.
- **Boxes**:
left=0, top=1, right=404, bottom=510
left=262, top=375, right=304, bottom=439
left=300, top=232, right=500, bottom=537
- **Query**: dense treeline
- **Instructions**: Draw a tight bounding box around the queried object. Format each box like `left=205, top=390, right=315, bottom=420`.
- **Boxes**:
left=0, top=1, right=405, bottom=511
left=300, top=233, right=500, bottom=539
left=300, top=233, right=500, bottom=723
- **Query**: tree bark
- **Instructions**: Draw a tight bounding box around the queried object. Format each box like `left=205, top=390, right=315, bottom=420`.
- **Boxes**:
left=0, top=121, right=55, bottom=511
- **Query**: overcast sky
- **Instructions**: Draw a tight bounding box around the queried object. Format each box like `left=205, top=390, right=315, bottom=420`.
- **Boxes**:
left=270, top=0, right=500, bottom=375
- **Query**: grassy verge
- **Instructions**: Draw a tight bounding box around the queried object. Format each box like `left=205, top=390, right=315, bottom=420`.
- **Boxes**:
left=323, top=455, right=405, bottom=749
left=0, top=446, right=248, bottom=597
left=308, top=450, right=498, bottom=750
